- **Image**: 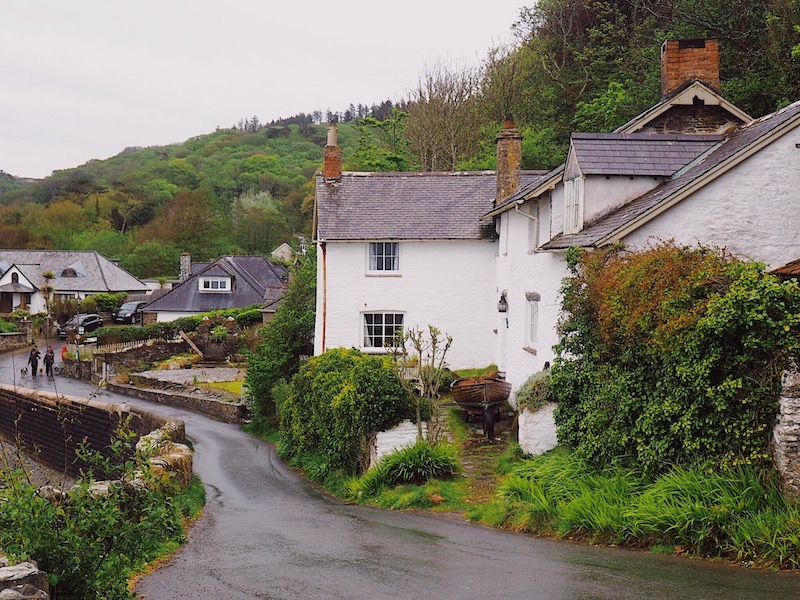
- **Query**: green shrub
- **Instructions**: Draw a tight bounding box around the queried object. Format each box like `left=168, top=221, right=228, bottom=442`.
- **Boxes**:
left=235, top=308, right=263, bottom=329
left=0, top=318, right=19, bottom=333
left=92, top=292, right=128, bottom=312
left=278, top=347, right=409, bottom=476
left=0, top=429, right=195, bottom=600
left=353, top=440, right=460, bottom=498
left=79, top=295, right=98, bottom=314
left=514, top=370, right=554, bottom=412
left=553, top=242, right=800, bottom=474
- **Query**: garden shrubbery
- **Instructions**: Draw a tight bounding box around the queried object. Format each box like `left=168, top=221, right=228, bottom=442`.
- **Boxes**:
left=278, top=348, right=409, bottom=477
left=552, top=242, right=800, bottom=474
left=0, top=430, right=204, bottom=600
left=514, top=370, right=554, bottom=412
left=0, top=318, right=19, bottom=333
left=349, top=440, right=460, bottom=498
left=474, top=449, right=800, bottom=568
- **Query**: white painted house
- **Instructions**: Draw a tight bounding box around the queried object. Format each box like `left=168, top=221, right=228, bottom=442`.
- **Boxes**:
left=0, top=250, right=148, bottom=315
left=314, top=39, right=800, bottom=407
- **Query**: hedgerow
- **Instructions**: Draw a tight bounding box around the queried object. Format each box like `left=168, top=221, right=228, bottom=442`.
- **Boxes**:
left=277, top=348, right=409, bottom=476
left=552, top=242, right=800, bottom=475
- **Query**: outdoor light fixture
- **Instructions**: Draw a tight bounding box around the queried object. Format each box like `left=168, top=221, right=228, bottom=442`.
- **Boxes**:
left=498, top=291, right=508, bottom=313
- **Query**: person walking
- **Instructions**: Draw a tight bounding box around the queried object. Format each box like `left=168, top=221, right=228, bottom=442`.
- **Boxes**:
left=28, top=346, right=41, bottom=377
left=44, top=345, right=55, bottom=377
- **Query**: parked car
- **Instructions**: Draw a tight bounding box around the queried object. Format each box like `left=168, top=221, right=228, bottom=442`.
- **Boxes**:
left=57, top=313, right=104, bottom=339
left=112, top=300, right=148, bottom=324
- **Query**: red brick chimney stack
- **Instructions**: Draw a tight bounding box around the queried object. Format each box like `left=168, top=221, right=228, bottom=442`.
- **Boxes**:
left=661, top=39, right=721, bottom=98
left=496, top=118, right=522, bottom=205
left=323, top=123, right=342, bottom=181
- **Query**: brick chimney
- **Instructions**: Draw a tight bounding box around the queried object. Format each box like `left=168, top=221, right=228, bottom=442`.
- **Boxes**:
left=323, top=123, right=342, bottom=180
left=179, top=252, right=191, bottom=283
left=661, top=39, right=720, bottom=98
left=496, top=118, right=522, bottom=205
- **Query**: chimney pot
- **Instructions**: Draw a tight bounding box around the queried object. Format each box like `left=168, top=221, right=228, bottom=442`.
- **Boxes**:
left=496, top=120, right=523, bottom=206
left=661, top=39, right=720, bottom=98
left=323, top=123, right=342, bottom=180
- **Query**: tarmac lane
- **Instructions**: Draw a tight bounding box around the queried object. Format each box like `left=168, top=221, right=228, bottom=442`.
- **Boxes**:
left=1, top=347, right=800, bottom=599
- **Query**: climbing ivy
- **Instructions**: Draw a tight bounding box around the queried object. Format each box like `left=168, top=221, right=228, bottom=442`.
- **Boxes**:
left=552, top=242, right=800, bottom=475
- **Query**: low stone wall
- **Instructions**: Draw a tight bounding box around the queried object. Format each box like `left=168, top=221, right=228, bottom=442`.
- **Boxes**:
left=0, top=331, right=31, bottom=354
left=518, top=403, right=558, bottom=457
left=773, top=370, right=800, bottom=497
left=369, top=420, right=428, bottom=469
left=0, top=558, right=49, bottom=599
left=0, top=384, right=184, bottom=478
left=107, top=381, right=248, bottom=424
left=0, top=387, right=190, bottom=599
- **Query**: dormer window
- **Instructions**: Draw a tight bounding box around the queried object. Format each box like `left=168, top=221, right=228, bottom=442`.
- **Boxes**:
left=564, top=177, right=584, bottom=234
left=61, top=268, right=78, bottom=277
left=11, top=272, right=18, bottom=284
left=199, top=277, right=231, bottom=292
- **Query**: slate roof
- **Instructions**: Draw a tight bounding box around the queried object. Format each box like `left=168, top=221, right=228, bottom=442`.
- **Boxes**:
left=0, top=250, right=148, bottom=293
left=570, top=133, right=722, bottom=176
left=542, top=99, right=800, bottom=250
left=316, top=171, right=546, bottom=241
left=144, top=255, right=287, bottom=313
left=487, top=166, right=565, bottom=217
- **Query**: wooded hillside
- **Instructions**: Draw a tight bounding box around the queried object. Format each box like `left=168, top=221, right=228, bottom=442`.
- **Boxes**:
left=3, top=0, right=797, bottom=277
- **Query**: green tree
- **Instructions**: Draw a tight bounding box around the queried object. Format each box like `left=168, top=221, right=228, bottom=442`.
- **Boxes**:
left=347, top=109, right=418, bottom=171
left=246, top=247, right=316, bottom=422
left=553, top=242, right=800, bottom=475
left=119, top=240, right=181, bottom=278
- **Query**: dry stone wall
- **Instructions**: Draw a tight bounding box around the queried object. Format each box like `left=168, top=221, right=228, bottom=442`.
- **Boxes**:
left=773, top=370, right=800, bottom=497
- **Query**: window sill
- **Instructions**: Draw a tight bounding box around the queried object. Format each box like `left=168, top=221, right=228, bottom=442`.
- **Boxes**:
left=523, top=346, right=537, bottom=355
left=365, top=272, right=402, bottom=277
left=361, top=347, right=390, bottom=354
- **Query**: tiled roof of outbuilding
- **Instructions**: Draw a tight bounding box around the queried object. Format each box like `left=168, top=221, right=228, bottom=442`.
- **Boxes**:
left=570, top=133, right=722, bottom=176
left=542, top=100, right=800, bottom=250
left=315, top=171, right=546, bottom=241
left=144, top=256, right=287, bottom=313
left=0, top=250, right=147, bottom=293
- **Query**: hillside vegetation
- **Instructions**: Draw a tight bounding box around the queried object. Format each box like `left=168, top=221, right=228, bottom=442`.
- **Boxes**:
left=2, top=0, right=798, bottom=277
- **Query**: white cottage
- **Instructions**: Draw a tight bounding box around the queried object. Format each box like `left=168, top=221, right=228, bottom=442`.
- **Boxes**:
left=0, top=250, right=149, bottom=315
left=313, top=125, right=545, bottom=369
left=314, top=38, right=800, bottom=413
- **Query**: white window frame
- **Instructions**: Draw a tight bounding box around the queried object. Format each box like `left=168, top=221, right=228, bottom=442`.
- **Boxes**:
left=563, top=177, right=584, bottom=234
left=199, top=277, right=231, bottom=292
left=367, top=242, right=400, bottom=275
left=362, top=311, right=404, bottom=350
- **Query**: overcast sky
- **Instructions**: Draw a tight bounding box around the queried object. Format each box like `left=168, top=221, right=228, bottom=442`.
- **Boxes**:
left=0, top=1, right=524, bottom=179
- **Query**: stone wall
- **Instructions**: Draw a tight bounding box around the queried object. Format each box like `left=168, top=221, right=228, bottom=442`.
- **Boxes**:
left=107, top=381, right=248, bottom=424
left=0, top=384, right=183, bottom=478
left=0, top=332, right=31, bottom=354
left=773, top=370, right=800, bottom=497
left=518, top=403, right=558, bottom=457
left=0, top=388, right=190, bottom=600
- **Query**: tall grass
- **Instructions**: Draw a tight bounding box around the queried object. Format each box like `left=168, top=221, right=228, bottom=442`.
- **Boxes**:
left=473, top=449, right=800, bottom=568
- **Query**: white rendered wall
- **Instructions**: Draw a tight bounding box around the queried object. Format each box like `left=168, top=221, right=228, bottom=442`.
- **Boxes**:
left=315, top=239, right=498, bottom=370
left=155, top=311, right=201, bottom=323
left=496, top=204, right=569, bottom=395
left=626, top=129, right=800, bottom=269
left=583, top=176, right=662, bottom=224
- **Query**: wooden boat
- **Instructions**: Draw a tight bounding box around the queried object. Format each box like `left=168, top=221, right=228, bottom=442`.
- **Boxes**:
left=450, top=376, right=512, bottom=410
left=450, top=375, right=512, bottom=441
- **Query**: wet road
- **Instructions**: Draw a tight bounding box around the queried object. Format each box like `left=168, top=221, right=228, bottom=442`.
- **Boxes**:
left=2, top=347, right=800, bottom=599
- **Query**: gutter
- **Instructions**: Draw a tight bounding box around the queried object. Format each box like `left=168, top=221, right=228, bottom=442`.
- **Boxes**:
left=320, top=241, right=327, bottom=353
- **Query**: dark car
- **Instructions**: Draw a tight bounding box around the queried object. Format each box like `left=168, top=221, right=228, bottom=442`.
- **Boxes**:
left=112, top=300, right=148, bottom=324
left=57, top=313, right=104, bottom=339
